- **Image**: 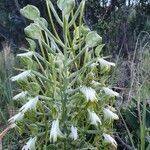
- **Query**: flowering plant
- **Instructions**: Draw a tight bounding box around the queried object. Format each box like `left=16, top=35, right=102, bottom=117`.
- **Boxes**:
left=9, top=0, right=119, bottom=149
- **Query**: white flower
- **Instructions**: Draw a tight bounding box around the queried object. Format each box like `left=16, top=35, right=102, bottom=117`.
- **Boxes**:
left=17, top=51, right=34, bottom=58
left=19, top=96, right=39, bottom=113
left=80, top=86, right=97, bottom=102
left=8, top=112, right=24, bottom=123
left=13, top=91, right=28, bottom=100
left=88, top=110, right=101, bottom=126
left=98, top=58, right=115, bottom=68
left=103, top=87, right=119, bottom=97
left=69, top=125, right=78, bottom=140
left=50, top=119, right=63, bottom=143
left=22, top=137, right=37, bottom=150
left=103, top=133, right=117, bottom=148
left=103, top=108, right=119, bottom=121
left=11, top=70, right=33, bottom=81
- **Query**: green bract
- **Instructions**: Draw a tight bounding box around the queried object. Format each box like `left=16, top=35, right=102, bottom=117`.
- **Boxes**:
left=95, top=44, right=105, bottom=57
left=86, top=31, right=102, bottom=48
left=57, top=0, right=75, bottom=16
left=24, top=23, right=41, bottom=40
left=20, top=5, right=40, bottom=21
left=34, top=17, right=48, bottom=28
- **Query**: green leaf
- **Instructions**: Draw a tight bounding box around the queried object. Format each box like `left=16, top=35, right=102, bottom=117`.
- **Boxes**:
left=24, top=23, right=41, bottom=40
left=20, top=5, right=40, bottom=21
left=95, top=44, right=105, bottom=57
left=57, top=0, right=75, bottom=16
left=86, top=31, right=102, bottom=48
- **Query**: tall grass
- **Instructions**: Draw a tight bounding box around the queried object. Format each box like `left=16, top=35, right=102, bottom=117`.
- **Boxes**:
left=0, top=42, right=17, bottom=149
left=112, top=31, right=150, bottom=149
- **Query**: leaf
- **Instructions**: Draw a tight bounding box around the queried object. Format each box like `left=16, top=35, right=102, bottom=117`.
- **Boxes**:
left=20, top=5, right=40, bottom=21
left=95, top=44, right=105, bottom=57
left=85, top=31, right=102, bottom=48
left=57, top=0, right=75, bottom=16
left=24, top=23, right=41, bottom=40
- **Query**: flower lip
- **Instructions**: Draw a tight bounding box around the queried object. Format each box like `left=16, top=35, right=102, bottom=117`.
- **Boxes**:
left=103, top=133, right=117, bottom=148
left=88, top=109, right=102, bottom=126
left=103, top=107, right=119, bottom=121
left=22, top=136, right=37, bottom=150
left=102, top=87, right=119, bottom=97
left=69, top=125, right=78, bottom=140
left=80, top=86, right=97, bottom=102
left=50, top=119, right=64, bottom=143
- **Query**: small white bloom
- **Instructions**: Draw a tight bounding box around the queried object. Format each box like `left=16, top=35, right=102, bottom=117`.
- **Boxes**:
left=13, top=91, right=28, bottom=100
left=88, top=110, right=101, bottom=126
left=8, top=112, right=24, bottom=123
left=11, top=70, right=33, bottom=82
left=103, top=108, right=119, bottom=121
left=69, top=125, right=78, bottom=140
left=103, top=87, right=119, bottom=97
left=19, top=96, right=39, bottom=113
left=17, top=51, right=34, bottom=58
left=103, top=133, right=117, bottom=148
left=98, top=58, right=115, bottom=68
left=91, top=80, right=101, bottom=86
left=22, top=137, right=37, bottom=150
left=80, top=86, right=97, bottom=102
left=50, top=119, right=63, bottom=143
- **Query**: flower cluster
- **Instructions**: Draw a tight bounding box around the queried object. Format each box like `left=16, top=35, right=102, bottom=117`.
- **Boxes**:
left=9, top=0, right=120, bottom=149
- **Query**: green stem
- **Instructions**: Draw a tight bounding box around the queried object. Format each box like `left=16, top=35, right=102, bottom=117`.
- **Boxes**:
left=46, top=0, right=62, bottom=41
left=46, top=0, right=63, bottom=27
left=62, top=17, right=68, bottom=136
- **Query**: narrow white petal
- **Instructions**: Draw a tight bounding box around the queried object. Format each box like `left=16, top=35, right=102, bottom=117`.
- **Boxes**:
left=19, top=96, right=39, bottom=113
left=13, top=91, right=28, bottom=100
left=8, top=112, right=24, bottom=123
left=17, top=51, right=34, bottom=58
left=98, top=58, right=115, bottom=68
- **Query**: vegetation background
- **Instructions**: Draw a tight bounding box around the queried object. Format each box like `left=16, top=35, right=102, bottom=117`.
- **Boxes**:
left=0, top=0, right=150, bottom=149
